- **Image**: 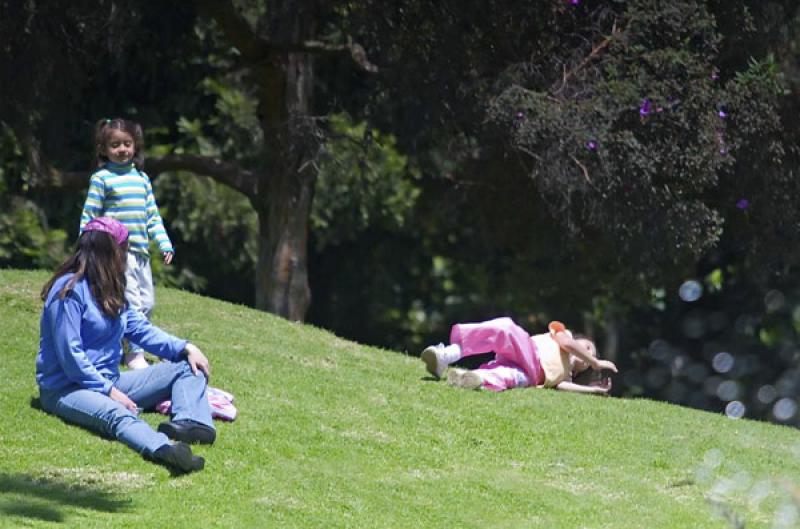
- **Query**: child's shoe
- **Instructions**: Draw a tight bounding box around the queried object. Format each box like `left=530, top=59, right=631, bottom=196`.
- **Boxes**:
left=421, top=343, right=461, bottom=379
left=124, top=351, right=149, bottom=370
left=447, top=368, right=484, bottom=390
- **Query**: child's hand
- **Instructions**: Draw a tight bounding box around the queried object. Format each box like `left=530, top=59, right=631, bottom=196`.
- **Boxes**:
left=594, top=377, right=612, bottom=396
left=594, top=359, right=618, bottom=373
left=163, top=251, right=174, bottom=265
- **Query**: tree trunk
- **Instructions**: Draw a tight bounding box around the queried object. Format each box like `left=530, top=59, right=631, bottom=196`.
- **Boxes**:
left=253, top=7, right=318, bottom=320
left=254, top=167, right=315, bottom=320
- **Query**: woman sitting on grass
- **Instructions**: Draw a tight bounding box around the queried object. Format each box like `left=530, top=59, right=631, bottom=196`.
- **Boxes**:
left=36, top=217, right=215, bottom=473
left=421, top=317, right=616, bottom=394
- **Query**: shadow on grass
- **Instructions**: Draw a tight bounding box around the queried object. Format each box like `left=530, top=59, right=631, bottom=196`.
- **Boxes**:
left=0, top=472, right=132, bottom=524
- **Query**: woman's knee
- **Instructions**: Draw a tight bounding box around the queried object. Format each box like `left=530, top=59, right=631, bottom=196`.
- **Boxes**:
left=176, top=359, right=207, bottom=381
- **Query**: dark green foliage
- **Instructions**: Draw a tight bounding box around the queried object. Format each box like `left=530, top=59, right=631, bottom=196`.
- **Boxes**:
left=0, top=126, right=67, bottom=269
left=150, top=172, right=258, bottom=305
left=311, top=114, right=420, bottom=250
left=0, top=197, right=67, bottom=270
left=482, top=1, right=781, bottom=280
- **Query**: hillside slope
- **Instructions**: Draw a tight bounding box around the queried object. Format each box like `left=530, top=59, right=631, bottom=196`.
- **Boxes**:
left=1, top=269, right=798, bottom=529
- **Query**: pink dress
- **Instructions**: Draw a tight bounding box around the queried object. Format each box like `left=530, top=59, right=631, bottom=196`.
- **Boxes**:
left=449, top=317, right=545, bottom=391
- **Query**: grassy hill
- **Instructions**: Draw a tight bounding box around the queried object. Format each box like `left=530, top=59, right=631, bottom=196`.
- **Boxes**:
left=1, top=268, right=799, bottom=529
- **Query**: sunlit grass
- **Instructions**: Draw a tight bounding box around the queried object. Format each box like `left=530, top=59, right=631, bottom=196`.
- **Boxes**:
left=1, top=268, right=799, bottom=528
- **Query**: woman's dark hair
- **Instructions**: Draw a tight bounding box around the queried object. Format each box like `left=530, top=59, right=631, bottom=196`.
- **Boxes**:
left=41, top=230, right=128, bottom=317
left=93, top=118, right=145, bottom=168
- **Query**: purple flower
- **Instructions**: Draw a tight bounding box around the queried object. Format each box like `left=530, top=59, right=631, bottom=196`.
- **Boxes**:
left=718, top=110, right=728, bottom=119
left=639, top=98, right=652, bottom=116
left=736, top=198, right=749, bottom=210
left=719, top=147, right=728, bottom=156
left=515, top=111, right=525, bottom=120
left=711, top=71, right=720, bottom=81
left=586, top=140, right=597, bottom=150
left=569, top=0, right=580, bottom=4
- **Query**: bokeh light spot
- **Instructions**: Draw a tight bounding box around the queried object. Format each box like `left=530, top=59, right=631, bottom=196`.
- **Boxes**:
left=764, top=289, right=785, bottom=313
left=712, top=352, right=734, bottom=374
left=773, top=398, right=798, bottom=422
left=679, top=280, right=703, bottom=302
left=756, top=385, right=777, bottom=405
left=724, top=400, right=745, bottom=419
left=703, top=448, right=723, bottom=469
left=775, top=503, right=799, bottom=529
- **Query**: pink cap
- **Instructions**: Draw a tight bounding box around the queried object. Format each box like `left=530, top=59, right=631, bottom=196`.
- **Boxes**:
left=83, top=217, right=129, bottom=246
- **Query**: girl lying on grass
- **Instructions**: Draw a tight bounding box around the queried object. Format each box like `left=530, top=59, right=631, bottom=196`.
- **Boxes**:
left=421, top=317, right=616, bottom=394
left=36, top=217, right=215, bottom=474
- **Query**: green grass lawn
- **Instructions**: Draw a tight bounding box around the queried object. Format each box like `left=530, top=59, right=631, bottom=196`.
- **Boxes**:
left=1, top=268, right=799, bottom=529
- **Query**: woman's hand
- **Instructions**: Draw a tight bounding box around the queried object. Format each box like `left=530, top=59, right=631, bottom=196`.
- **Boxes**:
left=109, top=387, right=138, bottom=412
left=184, top=342, right=211, bottom=377
left=163, top=251, right=174, bottom=265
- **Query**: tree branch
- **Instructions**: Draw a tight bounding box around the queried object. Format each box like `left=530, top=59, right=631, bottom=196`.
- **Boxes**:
left=272, top=37, right=378, bottom=72
left=19, top=152, right=257, bottom=199
left=553, top=20, right=621, bottom=94
left=570, top=154, right=598, bottom=191
left=5, top=114, right=258, bottom=196
left=146, top=154, right=257, bottom=197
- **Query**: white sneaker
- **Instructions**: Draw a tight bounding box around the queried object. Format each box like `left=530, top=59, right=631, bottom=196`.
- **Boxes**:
left=421, top=344, right=447, bottom=379
left=421, top=343, right=462, bottom=379
left=447, top=368, right=484, bottom=390
left=125, top=352, right=149, bottom=370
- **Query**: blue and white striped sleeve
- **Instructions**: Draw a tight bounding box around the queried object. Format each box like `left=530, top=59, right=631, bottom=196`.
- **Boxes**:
left=79, top=173, right=106, bottom=232
left=142, top=173, right=174, bottom=254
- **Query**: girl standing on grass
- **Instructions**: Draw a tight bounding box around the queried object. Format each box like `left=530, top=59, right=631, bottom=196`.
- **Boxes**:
left=421, top=317, right=617, bottom=394
left=79, top=118, right=174, bottom=370
left=36, top=217, right=215, bottom=473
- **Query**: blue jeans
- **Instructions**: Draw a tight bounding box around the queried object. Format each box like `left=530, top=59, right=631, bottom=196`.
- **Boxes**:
left=40, top=360, right=214, bottom=456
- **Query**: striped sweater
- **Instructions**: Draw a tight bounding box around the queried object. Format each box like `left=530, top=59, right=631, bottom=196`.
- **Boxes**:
left=79, top=162, right=174, bottom=257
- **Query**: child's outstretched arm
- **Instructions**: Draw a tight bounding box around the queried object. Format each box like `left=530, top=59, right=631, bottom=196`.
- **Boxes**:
left=555, top=378, right=612, bottom=396
left=553, top=331, right=618, bottom=373
left=142, top=173, right=175, bottom=260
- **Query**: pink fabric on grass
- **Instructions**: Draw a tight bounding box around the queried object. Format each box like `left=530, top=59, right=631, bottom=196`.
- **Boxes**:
left=156, top=386, right=237, bottom=421
left=449, top=317, right=544, bottom=390
left=473, top=362, right=531, bottom=392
